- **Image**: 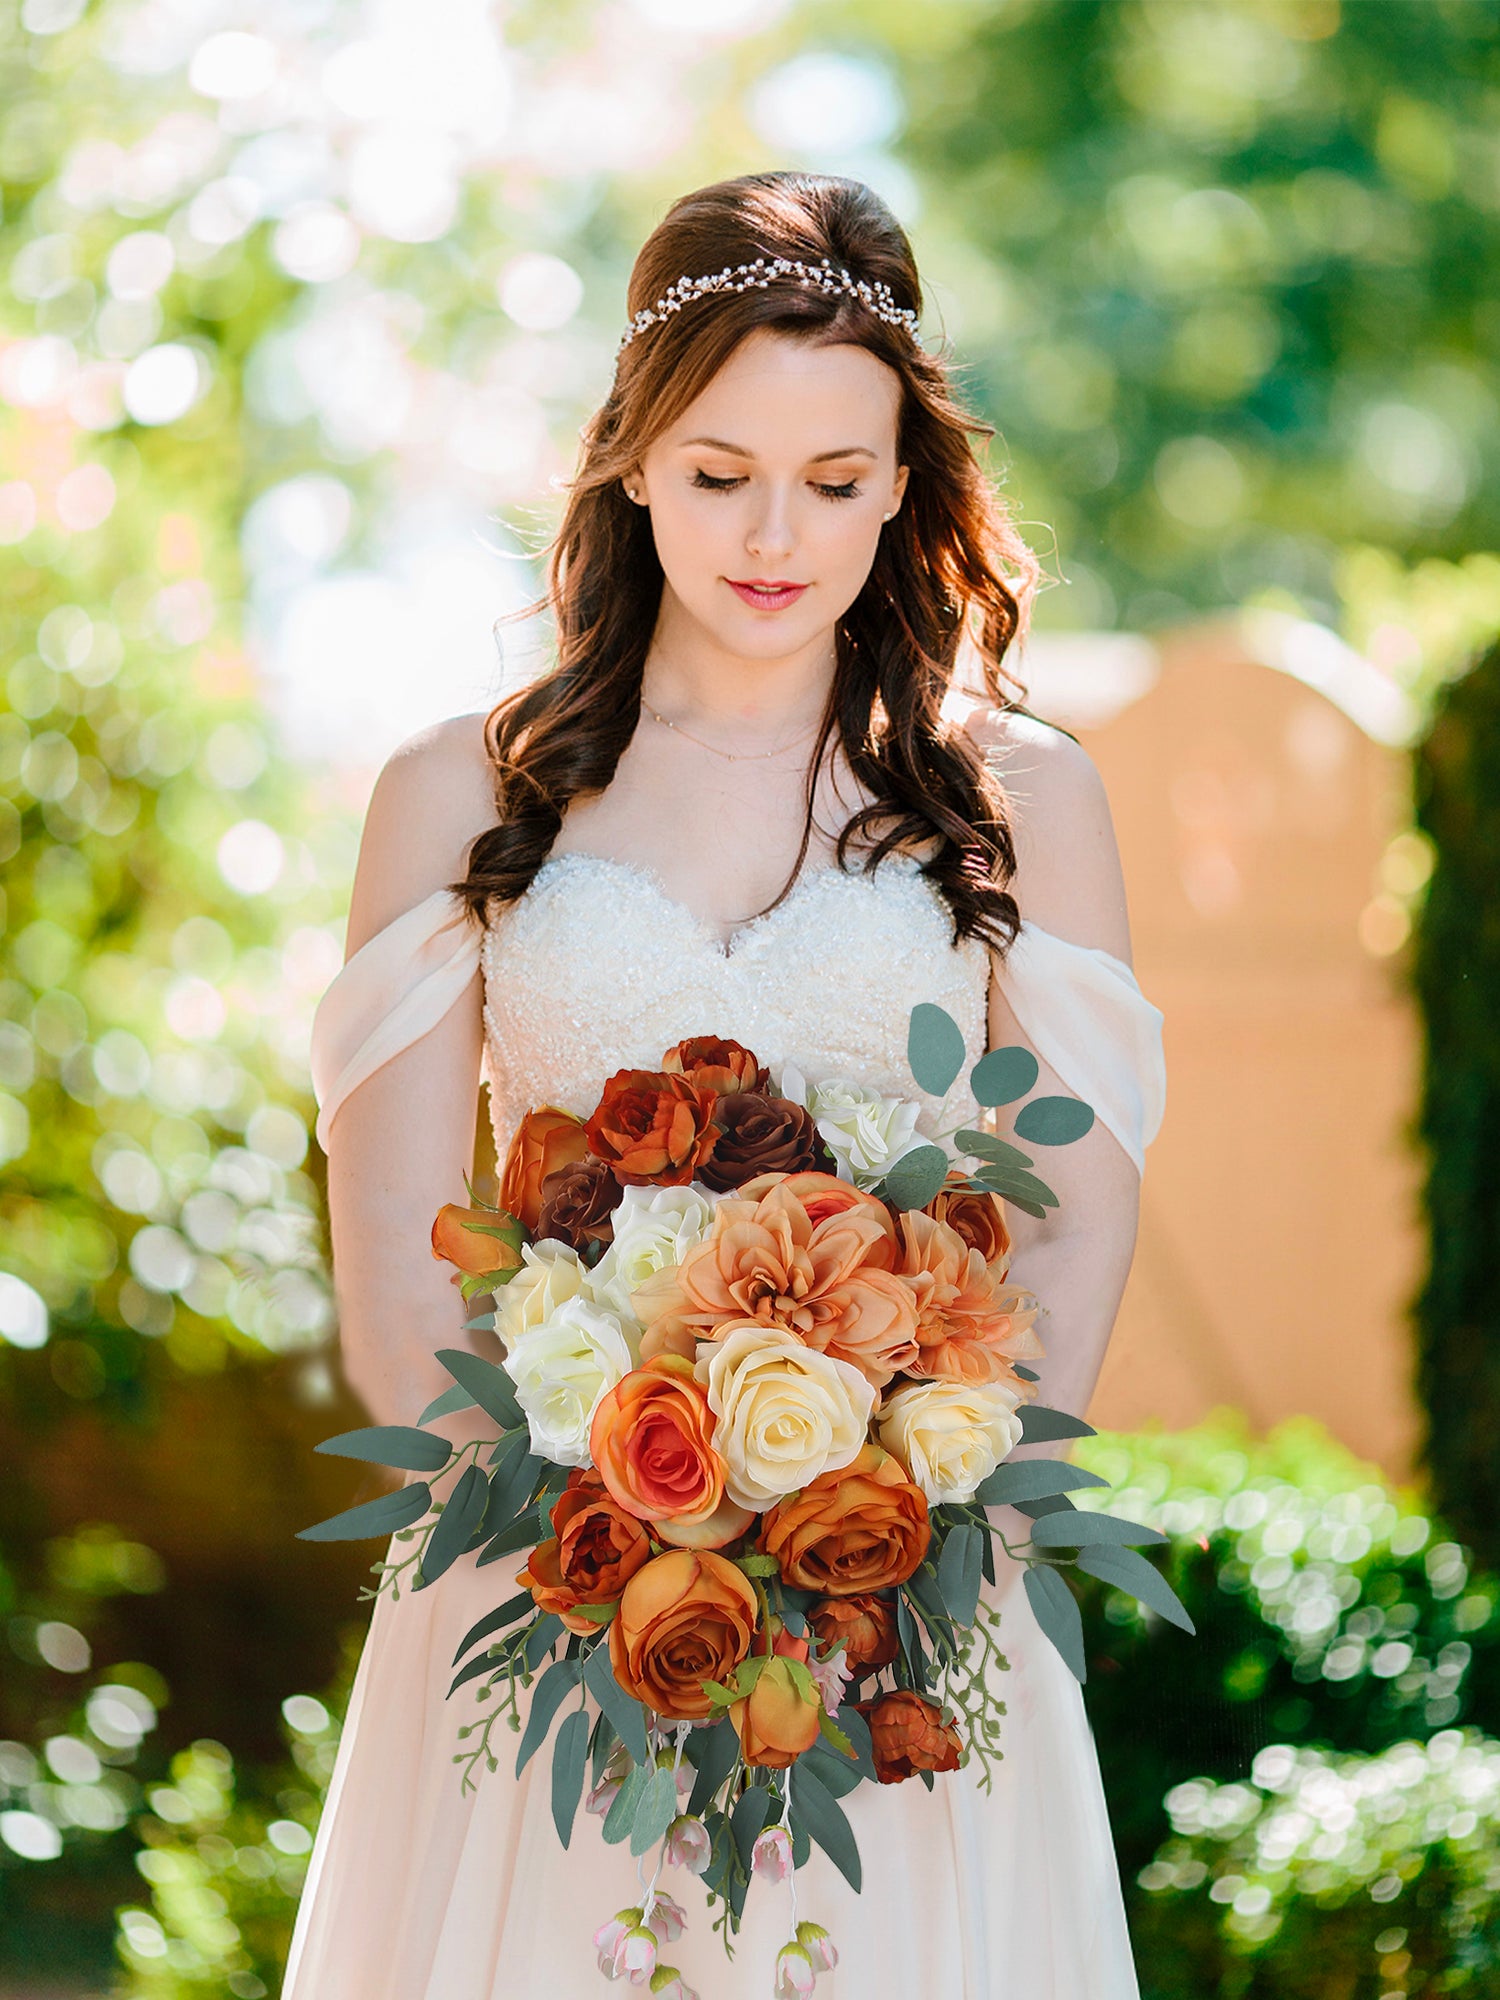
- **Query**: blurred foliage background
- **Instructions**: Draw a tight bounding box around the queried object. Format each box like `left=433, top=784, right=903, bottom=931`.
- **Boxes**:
left=1, top=0, right=1497, bottom=1993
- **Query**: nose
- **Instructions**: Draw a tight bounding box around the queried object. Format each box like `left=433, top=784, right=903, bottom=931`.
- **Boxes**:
left=745, top=485, right=796, bottom=566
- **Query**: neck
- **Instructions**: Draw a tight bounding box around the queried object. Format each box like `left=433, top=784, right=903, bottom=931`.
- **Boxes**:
left=640, top=588, right=837, bottom=741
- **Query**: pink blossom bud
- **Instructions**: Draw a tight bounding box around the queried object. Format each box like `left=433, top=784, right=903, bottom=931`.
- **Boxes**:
left=586, top=1773, right=624, bottom=1817
left=593, top=1908, right=641, bottom=1979
left=648, top=1966, right=700, bottom=1999
left=751, top=1824, right=794, bottom=1883
left=808, top=1643, right=852, bottom=1714
left=644, top=1890, right=688, bottom=1943
left=797, top=1921, right=839, bottom=1972
left=664, top=1813, right=712, bottom=1874
left=614, top=1924, right=658, bottom=1985
left=773, top=1942, right=817, bottom=1999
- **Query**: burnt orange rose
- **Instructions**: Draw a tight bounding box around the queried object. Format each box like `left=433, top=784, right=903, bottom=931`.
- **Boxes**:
left=897, top=1209, right=1043, bottom=1387
left=589, top=1355, right=736, bottom=1536
left=857, top=1690, right=963, bottom=1784
left=520, top=1471, right=652, bottom=1634
left=645, top=1178, right=918, bottom=1390
left=729, top=1654, right=822, bottom=1770
left=927, top=1172, right=1013, bottom=1273
left=430, top=1202, right=523, bottom=1279
left=499, top=1106, right=588, bottom=1233
left=759, top=1442, right=929, bottom=1597
left=808, top=1591, right=899, bottom=1674
left=662, top=1036, right=768, bottom=1097
left=608, top=1548, right=758, bottom=1721
left=586, top=1069, right=720, bottom=1186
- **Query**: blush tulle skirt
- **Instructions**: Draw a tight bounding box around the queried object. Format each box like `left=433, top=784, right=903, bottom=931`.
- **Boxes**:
left=282, top=1517, right=1140, bottom=2000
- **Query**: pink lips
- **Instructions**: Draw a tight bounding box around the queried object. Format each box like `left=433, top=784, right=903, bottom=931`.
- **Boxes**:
left=726, top=579, right=809, bottom=612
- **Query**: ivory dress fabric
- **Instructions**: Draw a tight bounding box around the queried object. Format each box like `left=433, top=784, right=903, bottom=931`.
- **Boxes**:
left=286, top=848, right=1166, bottom=1999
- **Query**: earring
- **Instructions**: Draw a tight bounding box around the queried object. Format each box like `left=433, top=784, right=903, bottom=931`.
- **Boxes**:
left=627, top=486, right=641, bottom=501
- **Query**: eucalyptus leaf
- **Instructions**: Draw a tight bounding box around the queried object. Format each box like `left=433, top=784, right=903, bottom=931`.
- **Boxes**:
left=1018, top=1404, right=1097, bottom=1445
left=476, top=1512, right=544, bottom=1565
left=630, top=1764, right=681, bottom=1857
left=953, top=1129, right=1035, bottom=1169
left=790, top=1762, right=862, bottom=1892
left=1013, top=1364, right=1041, bottom=1383
left=1028, top=1511, right=1167, bottom=1550
left=448, top=1644, right=507, bottom=1699
left=315, top=1425, right=453, bottom=1473
left=583, top=1641, right=649, bottom=1765
left=880, top=1144, right=951, bottom=1212
left=515, top=1658, right=582, bottom=1777
left=686, top=1716, right=739, bottom=1820
left=523, top=1613, right=563, bottom=1672
left=974, top=1460, right=1110, bottom=1508
left=731, top=1785, right=772, bottom=1871
left=589, top=1711, right=619, bottom=1789
left=415, top=1464, right=489, bottom=1589
left=1024, top=1563, right=1087, bottom=1684
left=434, top=1348, right=524, bottom=1430
left=971, top=1165, right=1060, bottom=1208
left=936, top=1522, right=984, bottom=1628
left=895, top=1591, right=930, bottom=1691
left=1075, top=1544, right=1197, bottom=1633
left=968, top=1044, right=1039, bottom=1106
left=296, top=1481, right=431, bottom=1543
left=601, top=1760, right=649, bottom=1845
left=836, top=1704, right=878, bottom=1784
left=1013, top=1095, right=1096, bottom=1147
left=551, top=1707, right=590, bottom=1849
left=907, top=1002, right=967, bottom=1097
left=800, top=1744, right=861, bottom=1799
left=1014, top=1490, right=1074, bottom=1519
left=417, top=1384, right=478, bottom=1425
left=452, top=1591, right=534, bottom=1667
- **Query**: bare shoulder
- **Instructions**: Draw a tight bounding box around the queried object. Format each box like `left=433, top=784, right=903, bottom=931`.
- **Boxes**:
left=345, top=711, right=499, bottom=954
left=960, top=704, right=1133, bottom=964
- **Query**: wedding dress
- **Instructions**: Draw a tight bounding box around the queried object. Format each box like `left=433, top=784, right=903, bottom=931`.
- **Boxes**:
left=285, top=846, right=1166, bottom=1999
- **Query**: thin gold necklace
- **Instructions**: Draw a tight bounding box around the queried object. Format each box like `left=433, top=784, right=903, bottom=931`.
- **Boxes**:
left=639, top=695, right=821, bottom=764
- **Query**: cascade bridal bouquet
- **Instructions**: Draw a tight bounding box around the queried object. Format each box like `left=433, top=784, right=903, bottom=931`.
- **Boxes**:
left=299, top=1008, right=1194, bottom=1993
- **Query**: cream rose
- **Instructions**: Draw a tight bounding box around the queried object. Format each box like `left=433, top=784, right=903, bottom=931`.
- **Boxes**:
left=780, top=1065, right=924, bottom=1188
left=696, top=1323, right=875, bottom=1510
left=588, top=1183, right=718, bottom=1325
left=495, top=1240, right=589, bottom=1349
left=504, top=1295, right=635, bottom=1467
left=876, top=1378, right=1025, bottom=1505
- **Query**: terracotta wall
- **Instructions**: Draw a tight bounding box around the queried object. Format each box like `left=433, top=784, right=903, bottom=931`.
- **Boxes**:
left=1039, top=625, right=1424, bottom=1477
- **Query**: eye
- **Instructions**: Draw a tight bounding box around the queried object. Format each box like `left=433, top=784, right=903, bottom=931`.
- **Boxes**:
left=814, top=479, right=861, bottom=502
left=691, top=470, right=744, bottom=492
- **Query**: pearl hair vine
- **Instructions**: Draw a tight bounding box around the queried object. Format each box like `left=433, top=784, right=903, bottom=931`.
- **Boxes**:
left=618, top=255, right=922, bottom=351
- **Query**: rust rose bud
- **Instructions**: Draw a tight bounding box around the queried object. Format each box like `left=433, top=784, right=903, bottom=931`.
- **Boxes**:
left=499, top=1106, right=589, bottom=1234
left=661, top=1036, right=769, bottom=1097
left=430, top=1202, right=523, bottom=1279
left=586, top=1069, right=720, bottom=1187
left=535, top=1156, right=623, bottom=1251
left=808, top=1592, right=899, bottom=1675
left=608, top=1548, right=758, bottom=1721
left=927, top=1172, right=1013, bottom=1273
left=520, top=1471, right=653, bottom=1634
left=856, top=1690, right=963, bottom=1784
left=759, top=1442, right=929, bottom=1597
left=697, top=1093, right=836, bottom=1194
left=729, top=1654, right=822, bottom=1770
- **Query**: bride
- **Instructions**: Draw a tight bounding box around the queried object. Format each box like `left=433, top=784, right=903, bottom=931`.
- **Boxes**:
left=287, top=170, right=1164, bottom=1997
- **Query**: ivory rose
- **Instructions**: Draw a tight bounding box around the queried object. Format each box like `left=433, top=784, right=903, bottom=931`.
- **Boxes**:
left=729, top=1655, right=822, bottom=1770
left=495, top=1240, right=591, bottom=1349
left=520, top=1471, right=652, bottom=1632
left=608, top=1549, right=758, bottom=1721
left=857, top=1690, right=963, bottom=1784
left=588, top=1354, right=728, bottom=1528
left=504, top=1296, right=635, bottom=1466
left=647, top=1178, right=918, bottom=1389
left=897, top=1209, right=1044, bottom=1387
left=877, top=1378, right=1026, bottom=1504
left=759, top=1442, right=929, bottom=1596
left=695, top=1324, right=875, bottom=1511
left=589, top=1184, right=718, bottom=1325
left=586, top=1068, right=720, bottom=1186
left=499, top=1105, right=589, bottom=1232
left=778, top=1065, right=923, bottom=1187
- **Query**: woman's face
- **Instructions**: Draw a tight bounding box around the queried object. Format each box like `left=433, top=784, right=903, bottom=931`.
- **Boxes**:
left=630, top=328, right=909, bottom=664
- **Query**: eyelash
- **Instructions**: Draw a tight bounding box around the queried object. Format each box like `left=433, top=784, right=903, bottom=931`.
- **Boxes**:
left=690, top=471, right=863, bottom=502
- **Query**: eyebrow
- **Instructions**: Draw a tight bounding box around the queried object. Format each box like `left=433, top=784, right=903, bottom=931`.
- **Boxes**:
left=679, top=435, right=879, bottom=464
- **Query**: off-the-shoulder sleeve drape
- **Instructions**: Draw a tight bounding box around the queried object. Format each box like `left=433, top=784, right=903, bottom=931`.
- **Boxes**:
left=997, top=921, right=1166, bottom=1177
left=309, top=888, right=482, bottom=1154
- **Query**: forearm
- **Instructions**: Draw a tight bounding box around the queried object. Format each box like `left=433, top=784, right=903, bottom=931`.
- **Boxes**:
left=1005, top=1201, right=1139, bottom=1439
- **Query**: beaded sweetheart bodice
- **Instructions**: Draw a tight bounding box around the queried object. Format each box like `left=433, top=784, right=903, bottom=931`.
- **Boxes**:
left=478, top=849, right=990, bottom=1163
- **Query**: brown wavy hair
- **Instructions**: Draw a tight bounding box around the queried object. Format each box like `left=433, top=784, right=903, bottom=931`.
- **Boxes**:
left=454, top=170, right=1041, bottom=953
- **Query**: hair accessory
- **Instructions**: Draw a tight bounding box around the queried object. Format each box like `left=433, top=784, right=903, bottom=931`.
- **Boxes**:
left=619, top=256, right=921, bottom=351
